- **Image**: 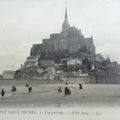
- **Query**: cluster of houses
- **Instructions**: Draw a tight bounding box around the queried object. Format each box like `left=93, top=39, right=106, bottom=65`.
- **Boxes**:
left=1, top=53, right=120, bottom=81
left=19, top=57, right=85, bottom=80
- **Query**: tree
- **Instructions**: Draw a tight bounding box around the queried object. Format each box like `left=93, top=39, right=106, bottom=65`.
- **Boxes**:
left=82, top=58, right=92, bottom=70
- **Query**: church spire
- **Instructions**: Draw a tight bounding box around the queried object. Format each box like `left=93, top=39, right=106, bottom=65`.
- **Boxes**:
left=65, top=4, right=68, bottom=19
left=62, top=4, right=70, bottom=35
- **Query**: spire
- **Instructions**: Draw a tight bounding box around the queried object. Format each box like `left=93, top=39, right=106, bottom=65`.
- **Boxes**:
left=65, top=4, right=68, bottom=19
left=62, top=4, right=70, bottom=34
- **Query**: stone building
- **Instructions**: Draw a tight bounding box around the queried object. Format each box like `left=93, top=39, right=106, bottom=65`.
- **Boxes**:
left=67, top=58, right=82, bottom=66
left=30, top=6, right=95, bottom=61
left=24, top=56, right=39, bottom=68
left=3, top=71, right=15, bottom=80
left=39, top=60, right=55, bottom=68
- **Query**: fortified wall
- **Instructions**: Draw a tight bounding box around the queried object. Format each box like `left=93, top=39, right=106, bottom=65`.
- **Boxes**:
left=59, top=74, right=120, bottom=84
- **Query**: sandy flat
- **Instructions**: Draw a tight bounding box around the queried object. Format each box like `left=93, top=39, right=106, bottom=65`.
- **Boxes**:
left=0, top=80, right=119, bottom=109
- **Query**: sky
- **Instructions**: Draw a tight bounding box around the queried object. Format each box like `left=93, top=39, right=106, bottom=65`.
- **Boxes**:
left=0, top=0, right=120, bottom=74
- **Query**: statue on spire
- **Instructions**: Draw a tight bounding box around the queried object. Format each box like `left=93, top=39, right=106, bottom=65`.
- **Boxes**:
left=65, top=4, right=68, bottom=19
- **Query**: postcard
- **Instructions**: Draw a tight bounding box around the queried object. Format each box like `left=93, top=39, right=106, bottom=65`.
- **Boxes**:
left=0, top=0, right=120, bottom=120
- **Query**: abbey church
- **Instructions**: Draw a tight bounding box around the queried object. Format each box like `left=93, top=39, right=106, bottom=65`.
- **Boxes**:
left=30, top=6, right=95, bottom=60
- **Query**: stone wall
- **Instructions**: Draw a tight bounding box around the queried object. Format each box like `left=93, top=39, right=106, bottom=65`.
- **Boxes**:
left=62, top=75, right=96, bottom=84
left=61, top=74, right=120, bottom=84
left=95, top=74, right=120, bottom=84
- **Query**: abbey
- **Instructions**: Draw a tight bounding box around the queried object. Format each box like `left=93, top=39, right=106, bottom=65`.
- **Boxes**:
left=15, top=6, right=120, bottom=83
left=30, top=6, right=95, bottom=60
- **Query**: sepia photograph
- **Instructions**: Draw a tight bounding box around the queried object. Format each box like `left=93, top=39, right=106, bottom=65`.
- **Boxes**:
left=0, top=0, right=120, bottom=119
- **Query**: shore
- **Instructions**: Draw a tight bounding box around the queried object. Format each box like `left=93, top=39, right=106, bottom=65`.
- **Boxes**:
left=0, top=80, right=119, bottom=108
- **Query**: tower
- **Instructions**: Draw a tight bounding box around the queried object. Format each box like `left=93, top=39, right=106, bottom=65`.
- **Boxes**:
left=62, top=4, right=70, bottom=33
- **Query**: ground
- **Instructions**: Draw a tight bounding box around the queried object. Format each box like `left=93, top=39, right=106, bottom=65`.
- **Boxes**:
left=0, top=80, right=120, bottom=109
